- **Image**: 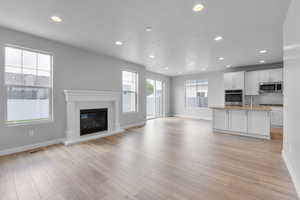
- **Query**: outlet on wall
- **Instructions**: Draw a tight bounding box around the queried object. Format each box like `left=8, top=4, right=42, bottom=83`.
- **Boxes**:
left=29, top=129, right=34, bottom=137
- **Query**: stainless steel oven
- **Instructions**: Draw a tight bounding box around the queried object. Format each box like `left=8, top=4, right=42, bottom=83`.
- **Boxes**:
left=259, top=82, right=283, bottom=94
left=225, top=90, right=243, bottom=106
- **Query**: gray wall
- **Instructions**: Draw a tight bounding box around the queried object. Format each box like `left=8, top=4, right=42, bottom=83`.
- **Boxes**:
left=0, top=27, right=149, bottom=151
left=146, top=71, right=171, bottom=116
left=283, top=0, right=300, bottom=196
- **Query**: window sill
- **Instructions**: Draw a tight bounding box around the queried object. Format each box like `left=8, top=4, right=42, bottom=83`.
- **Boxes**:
left=5, top=119, right=54, bottom=127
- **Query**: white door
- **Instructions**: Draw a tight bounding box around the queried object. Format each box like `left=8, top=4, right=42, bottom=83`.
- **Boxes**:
left=146, top=79, right=164, bottom=119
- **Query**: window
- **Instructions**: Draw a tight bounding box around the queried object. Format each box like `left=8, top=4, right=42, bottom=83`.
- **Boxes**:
left=122, top=71, right=138, bottom=112
left=185, top=80, right=208, bottom=108
left=4, top=46, right=53, bottom=124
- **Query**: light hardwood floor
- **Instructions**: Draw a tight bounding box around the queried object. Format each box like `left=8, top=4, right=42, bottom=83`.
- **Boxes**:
left=0, top=117, right=298, bottom=200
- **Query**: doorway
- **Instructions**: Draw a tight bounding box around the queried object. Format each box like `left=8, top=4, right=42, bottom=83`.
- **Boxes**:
left=146, top=79, right=164, bottom=119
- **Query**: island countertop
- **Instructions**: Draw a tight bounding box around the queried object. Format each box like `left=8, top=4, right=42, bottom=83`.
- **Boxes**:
left=210, top=105, right=272, bottom=111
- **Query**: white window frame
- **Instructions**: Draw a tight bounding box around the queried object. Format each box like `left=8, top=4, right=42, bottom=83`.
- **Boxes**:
left=184, top=79, right=208, bottom=109
left=4, top=45, right=54, bottom=126
left=122, top=70, right=139, bottom=113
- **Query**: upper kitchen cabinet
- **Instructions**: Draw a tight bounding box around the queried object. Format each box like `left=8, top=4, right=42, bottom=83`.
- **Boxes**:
left=259, top=68, right=283, bottom=83
left=245, top=68, right=283, bottom=95
left=245, top=71, right=259, bottom=95
left=269, top=68, right=283, bottom=82
left=224, top=72, right=245, bottom=90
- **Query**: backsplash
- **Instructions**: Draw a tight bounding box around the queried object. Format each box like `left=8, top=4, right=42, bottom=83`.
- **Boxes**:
left=245, top=93, right=283, bottom=105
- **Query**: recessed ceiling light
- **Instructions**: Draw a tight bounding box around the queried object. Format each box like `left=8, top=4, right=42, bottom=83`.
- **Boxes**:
left=259, top=50, right=267, bottom=54
left=259, top=60, right=265, bottom=64
left=178, top=72, right=183, bottom=74
left=149, top=55, right=155, bottom=59
left=145, top=26, right=152, bottom=32
left=115, top=41, right=123, bottom=46
left=214, top=36, right=223, bottom=41
left=51, top=16, right=62, bottom=22
left=218, top=57, right=225, bottom=61
left=202, top=68, right=207, bottom=71
left=193, top=4, right=204, bottom=12
left=226, top=65, right=231, bottom=68
left=164, top=67, right=169, bottom=70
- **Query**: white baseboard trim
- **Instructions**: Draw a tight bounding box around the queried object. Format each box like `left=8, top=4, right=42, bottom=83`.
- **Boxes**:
left=0, top=138, right=63, bottom=156
left=121, top=121, right=146, bottom=129
left=282, top=150, right=300, bottom=199
left=64, top=128, right=124, bottom=145
left=173, top=114, right=212, bottom=121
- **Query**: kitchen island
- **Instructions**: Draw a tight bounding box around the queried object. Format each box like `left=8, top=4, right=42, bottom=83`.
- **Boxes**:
left=210, top=106, right=272, bottom=139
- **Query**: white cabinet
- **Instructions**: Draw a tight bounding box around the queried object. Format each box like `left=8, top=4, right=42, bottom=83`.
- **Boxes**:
left=271, top=107, right=283, bottom=127
left=247, top=111, right=270, bottom=136
left=259, top=69, right=283, bottom=83
left=212, top=108, right=271, bottom=139
left=224, top=73, right=233, bottom=90
left=229, top=110, right=247, bottom=132
left=213, top=110, right=228, bottom=130
left=224, top=72, right=245, bottom=90
left=259, top=70, right=270, bottom=83
left=245, top=71, right=259, bottom=95
left=269, top=68, right=283, bottom=82
left=245, top=68, right=283, bottom=95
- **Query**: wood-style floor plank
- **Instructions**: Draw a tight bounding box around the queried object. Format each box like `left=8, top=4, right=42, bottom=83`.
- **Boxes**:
left=0, top=117, right=298, bottom=200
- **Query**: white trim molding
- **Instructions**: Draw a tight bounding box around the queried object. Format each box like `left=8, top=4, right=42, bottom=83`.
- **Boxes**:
left=0, top=139, right=63, bottom=156
left=282, top=150, right=300, bottom=199
left=122, top=121, right=146, bottom=129
left=173, top=114, right=212, bottom=121
left=64, top=90, right=123, bottom=145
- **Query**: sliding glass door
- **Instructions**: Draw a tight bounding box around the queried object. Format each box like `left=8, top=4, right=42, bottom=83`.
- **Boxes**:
left=146, top=79, right=164, bottom=119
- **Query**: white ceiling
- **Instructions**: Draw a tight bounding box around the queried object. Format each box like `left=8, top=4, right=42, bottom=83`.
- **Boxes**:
left=0, top=0, right=291, bottom=76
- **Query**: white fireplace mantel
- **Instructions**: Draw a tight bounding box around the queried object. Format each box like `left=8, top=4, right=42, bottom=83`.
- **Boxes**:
left=64, top=90, right=124, bottom=145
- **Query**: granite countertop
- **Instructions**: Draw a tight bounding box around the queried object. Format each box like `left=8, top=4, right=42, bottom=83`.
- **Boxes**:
left=210, top=105, right=272, bottom=111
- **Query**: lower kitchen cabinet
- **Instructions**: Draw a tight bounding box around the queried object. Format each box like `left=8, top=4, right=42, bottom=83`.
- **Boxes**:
left=213, top=109, right=228, bottom=130
left=212, top=108, right=271, bottom=139
left=229, top=110, right=247, bottom=132
left=248, top=111, right=270, bottom=136
left=271, top=107, right=283, bottom=127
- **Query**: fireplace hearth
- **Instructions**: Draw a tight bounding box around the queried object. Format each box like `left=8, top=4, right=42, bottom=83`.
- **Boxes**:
left=80, top=108, right=108, bottom=136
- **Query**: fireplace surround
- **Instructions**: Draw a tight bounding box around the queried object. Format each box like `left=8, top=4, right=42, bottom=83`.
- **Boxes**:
left=64, top=90, right=123, bottom=145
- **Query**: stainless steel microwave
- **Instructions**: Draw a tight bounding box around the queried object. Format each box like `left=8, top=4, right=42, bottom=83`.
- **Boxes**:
left=259, top=82, right=283, bottom=94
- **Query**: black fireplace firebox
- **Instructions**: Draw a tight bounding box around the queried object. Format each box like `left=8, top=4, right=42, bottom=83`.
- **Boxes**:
left=80, top=108, right=108, bottom=136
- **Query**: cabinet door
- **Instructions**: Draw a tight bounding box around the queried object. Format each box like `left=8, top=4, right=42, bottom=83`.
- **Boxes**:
left=213, top=110, right=228, bottom=130
left=224, top=73, right=233, bottom=90
left=271, top=107, right=283, bottom=126
left=229, top=110, right=247, bottom=132
left=269, top=68, right=283, bottom=82
left=248, top=111, right=270, bottom=136
left=245, top=71, right=259, bottom=95
left=259, top=70, right=270, bottom=83
left=232, top=72, right=245, bottom=90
